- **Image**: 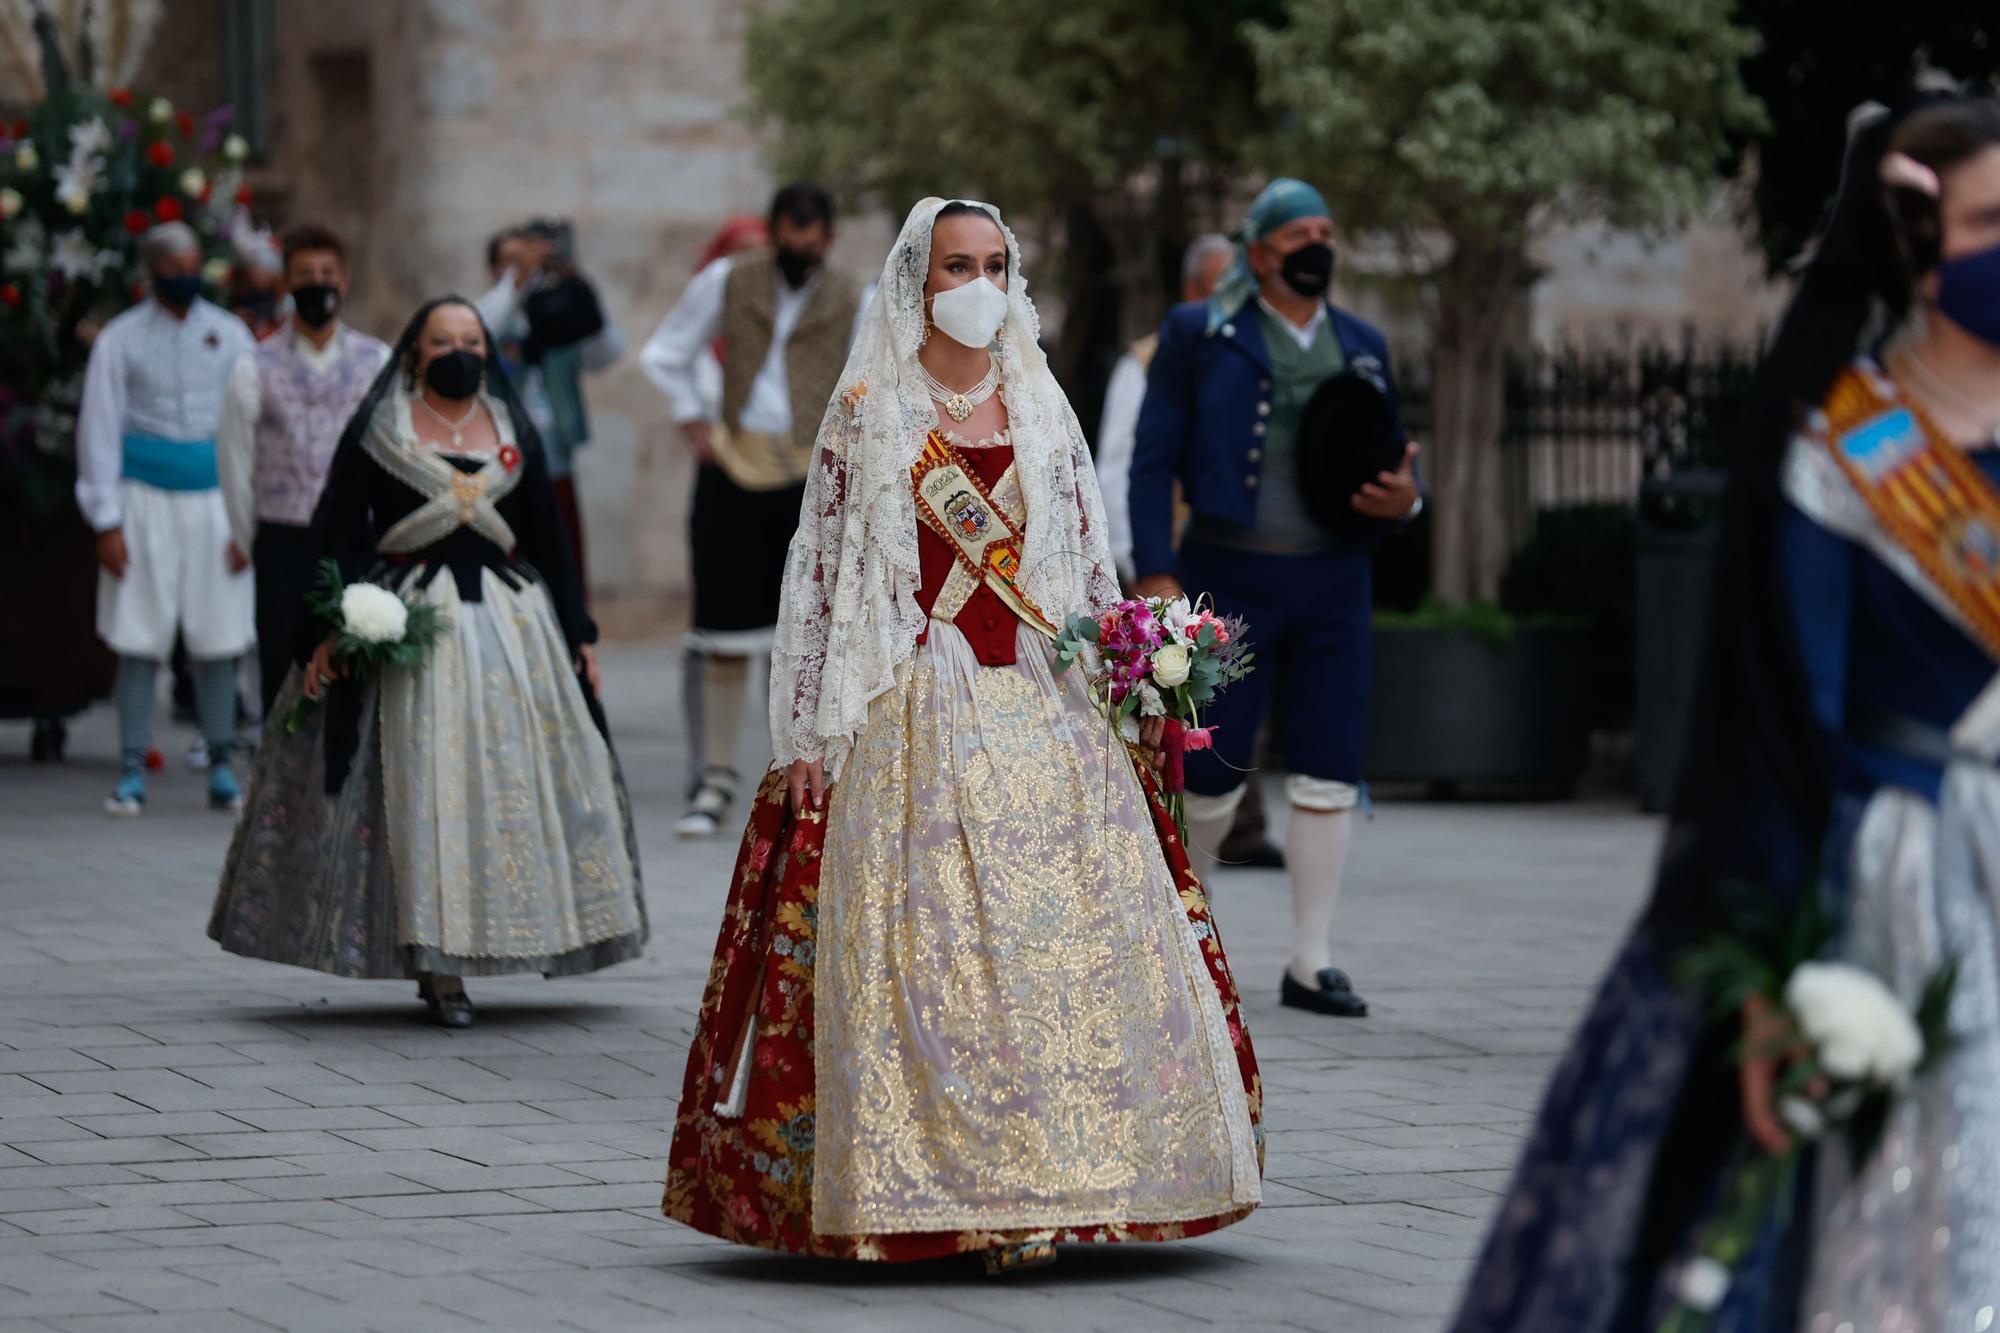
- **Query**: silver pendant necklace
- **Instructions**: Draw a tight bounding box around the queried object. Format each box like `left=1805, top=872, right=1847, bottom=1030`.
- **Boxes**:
left=920, top=355, right=1001, bottom=424
left=416, top=393, right=481, bottom=452
left=1892, top=336, right=2000, bottom=446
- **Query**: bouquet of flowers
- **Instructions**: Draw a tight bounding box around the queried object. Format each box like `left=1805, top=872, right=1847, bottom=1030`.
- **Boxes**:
left=1, top=56, right=259, bottom=511
left=1658, top=899, right=1956, bottom=1330
left=283, top=560, right=446, bottom=733
left=1052, top=594, right=1254, bottom=837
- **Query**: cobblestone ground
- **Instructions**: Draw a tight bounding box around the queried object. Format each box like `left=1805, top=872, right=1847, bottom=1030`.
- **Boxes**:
left=0, top=644, right=1662, bottom=1332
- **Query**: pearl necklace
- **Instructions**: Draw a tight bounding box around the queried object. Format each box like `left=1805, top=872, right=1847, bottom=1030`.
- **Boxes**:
left=415, top=393, right=482, bottom=452
left=920, top=355, right=1000, bottom=423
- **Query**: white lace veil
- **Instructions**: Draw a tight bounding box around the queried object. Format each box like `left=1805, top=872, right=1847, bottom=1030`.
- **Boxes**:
left=770, top=196, right=1122, bottom=779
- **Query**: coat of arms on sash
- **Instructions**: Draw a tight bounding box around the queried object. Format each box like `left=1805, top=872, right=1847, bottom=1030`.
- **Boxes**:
left=945, top=490, right=989, bottom=540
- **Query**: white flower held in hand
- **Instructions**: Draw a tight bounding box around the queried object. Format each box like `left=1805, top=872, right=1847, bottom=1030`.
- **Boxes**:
left=1785, top=961, right=1925, bottom=1086
left=1151, top=642, right=1191, bottom=688
left=340, top=583, right=409, bottom=644
left=1676, top=1256, right=1731, bottom=1312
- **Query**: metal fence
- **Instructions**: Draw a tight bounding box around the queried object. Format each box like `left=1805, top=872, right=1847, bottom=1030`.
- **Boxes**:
left=1394, top=339, right=1762, bottom=552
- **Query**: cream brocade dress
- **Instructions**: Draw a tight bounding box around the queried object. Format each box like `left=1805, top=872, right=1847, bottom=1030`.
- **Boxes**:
left=812, top=616, right=1262, bottom=1235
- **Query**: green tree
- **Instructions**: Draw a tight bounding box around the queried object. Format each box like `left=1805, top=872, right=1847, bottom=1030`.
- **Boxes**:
left=742, top=0, right=1279, bottom=382
left=1730, top=0, right=1999, bottom=273
left=1248, top=0, right=1764, bottom=603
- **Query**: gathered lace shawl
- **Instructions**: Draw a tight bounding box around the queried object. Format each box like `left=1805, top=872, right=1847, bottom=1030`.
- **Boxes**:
left=770, top=197, right=1122, bottom=779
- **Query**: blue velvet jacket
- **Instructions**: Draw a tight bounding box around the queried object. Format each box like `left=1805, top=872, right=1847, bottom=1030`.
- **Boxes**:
left=1127, top=296, right=1405, bottom=580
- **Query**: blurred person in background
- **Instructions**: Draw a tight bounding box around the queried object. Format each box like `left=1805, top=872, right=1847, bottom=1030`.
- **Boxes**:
left=75, top=221, right=256, bottom=815
left=217, top=222, right=390, bottom=718
left=227, top=231, right=285, bottom=342
left=641, top=183, right=869, bottom=838
left=478, top=219, right=625, bottom=592
left=1130, top=178, right=1421, bottom=1018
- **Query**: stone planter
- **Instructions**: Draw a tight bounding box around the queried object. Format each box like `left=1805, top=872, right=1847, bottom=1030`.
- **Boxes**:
left=1363, top=623, right=1593, bottom=796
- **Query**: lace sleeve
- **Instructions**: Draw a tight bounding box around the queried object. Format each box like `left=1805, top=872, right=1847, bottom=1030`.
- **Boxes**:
left=768, top=400, right=856, bottom=772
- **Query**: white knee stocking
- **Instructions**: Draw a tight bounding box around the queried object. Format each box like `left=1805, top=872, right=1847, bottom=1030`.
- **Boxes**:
left=1286, top=807, right=1353, bottom=984
left=1182, top=786, right=1246, bottom=885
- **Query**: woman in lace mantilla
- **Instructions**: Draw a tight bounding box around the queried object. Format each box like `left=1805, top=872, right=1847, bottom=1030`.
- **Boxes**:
left=661, top=198, right=1264, bottom=1270
left=208, top=298, right=646, bottom=1029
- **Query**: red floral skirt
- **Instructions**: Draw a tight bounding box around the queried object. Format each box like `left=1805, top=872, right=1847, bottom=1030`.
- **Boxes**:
left=661, top=765, right=1264, bottom=1261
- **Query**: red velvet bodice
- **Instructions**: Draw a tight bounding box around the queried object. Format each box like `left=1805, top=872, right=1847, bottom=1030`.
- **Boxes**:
left=914, top=442, right=1019, bottom=666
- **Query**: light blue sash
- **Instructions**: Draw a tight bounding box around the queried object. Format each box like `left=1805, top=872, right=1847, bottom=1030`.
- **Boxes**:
left=121, top=433, right=218, bottom=491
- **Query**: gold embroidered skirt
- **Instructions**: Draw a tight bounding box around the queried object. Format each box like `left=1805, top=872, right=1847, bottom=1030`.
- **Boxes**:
left=811, top=620, right=1261, bottom=1236
left=211, top=567, right=645, bottom=979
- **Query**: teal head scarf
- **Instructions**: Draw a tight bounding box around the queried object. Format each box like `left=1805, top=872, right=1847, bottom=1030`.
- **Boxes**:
left=1205, top=177, right=1332, bottom=334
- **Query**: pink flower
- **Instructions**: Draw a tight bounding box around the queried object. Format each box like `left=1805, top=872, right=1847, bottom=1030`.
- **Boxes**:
left=1184, top=726, right=1216, bottom=752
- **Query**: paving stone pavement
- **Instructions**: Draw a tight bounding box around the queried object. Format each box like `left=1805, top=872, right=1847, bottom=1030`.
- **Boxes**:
left=0, top=644, right=1663, bottom=1332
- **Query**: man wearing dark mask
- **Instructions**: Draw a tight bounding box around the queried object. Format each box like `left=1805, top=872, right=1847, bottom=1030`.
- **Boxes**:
left=642, top=182, right=872, bottom=838
left=75, top=221, right=257, bottom=815
left=1130, top=178, right=1421, bottom=1019
left=217, top=222, right=390, bottom=717
left=476, top=221, right=624, bottom=594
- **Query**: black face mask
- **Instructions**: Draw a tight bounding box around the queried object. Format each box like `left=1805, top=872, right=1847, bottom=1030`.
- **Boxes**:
left=424, top=348, right=485, bottom=400
left=1279, top=242, right=1336, bottom=299
left=154, top=273, right=202, bottom=309
left=775, top=246, right=820, bottom=289
left=291, top=284, right=341, bottom=329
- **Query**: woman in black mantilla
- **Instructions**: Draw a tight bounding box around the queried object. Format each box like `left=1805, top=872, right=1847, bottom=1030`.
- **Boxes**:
left=209, top=297, right=646, bottom=1027
left=1453, top=92, right=2000, bottom=1332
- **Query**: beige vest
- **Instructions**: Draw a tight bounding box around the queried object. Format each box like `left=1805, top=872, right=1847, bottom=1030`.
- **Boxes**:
left=715, top=252, right=862, bottom=490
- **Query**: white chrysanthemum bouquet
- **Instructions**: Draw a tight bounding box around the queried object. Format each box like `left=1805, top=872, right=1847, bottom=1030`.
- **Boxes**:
left=282, top=559, right=445, bottom=732
left=1658, top=901, right=1955, bottom=1331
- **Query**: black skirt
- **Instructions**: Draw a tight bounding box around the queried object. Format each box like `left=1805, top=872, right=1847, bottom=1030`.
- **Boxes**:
left=689, top=464, right=805, bottom=635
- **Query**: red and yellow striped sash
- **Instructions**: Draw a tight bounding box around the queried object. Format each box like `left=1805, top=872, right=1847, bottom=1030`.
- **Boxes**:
left=1822, top=366, right=2000, bottom=660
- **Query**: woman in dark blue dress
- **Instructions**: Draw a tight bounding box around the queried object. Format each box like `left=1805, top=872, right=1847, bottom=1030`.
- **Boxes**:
left=1454, top=93, right=2000, bottom=1332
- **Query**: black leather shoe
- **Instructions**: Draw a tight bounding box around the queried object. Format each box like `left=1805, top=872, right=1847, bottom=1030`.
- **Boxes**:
left=418, top=980, right=476, bottom=1028
left=1281, top=967, right=1368, bottom=1017
left=1220, top=839, right=1286, bottom=870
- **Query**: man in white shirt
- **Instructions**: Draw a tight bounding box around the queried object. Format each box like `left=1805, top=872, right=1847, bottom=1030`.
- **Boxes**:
left=76, top=222, right=256, bottom=815
left=640, top=183, right=871, bottom=838
left=216, top=222, right=389, bottom=717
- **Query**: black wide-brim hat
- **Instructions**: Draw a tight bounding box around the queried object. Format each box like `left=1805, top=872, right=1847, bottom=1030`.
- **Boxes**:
left=1296, top=371, right=1406, bottom=539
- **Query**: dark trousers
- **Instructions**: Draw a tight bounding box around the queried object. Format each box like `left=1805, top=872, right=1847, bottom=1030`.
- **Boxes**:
left=1179, top=536, right=1374, bottom=797
left=551, top=474, right=589, bottom=604
left=252, top=521, right=317, bottom=719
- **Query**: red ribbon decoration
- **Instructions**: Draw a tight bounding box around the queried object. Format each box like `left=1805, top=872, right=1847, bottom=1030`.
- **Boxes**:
left=1161, top=717, right=1186, bottom=794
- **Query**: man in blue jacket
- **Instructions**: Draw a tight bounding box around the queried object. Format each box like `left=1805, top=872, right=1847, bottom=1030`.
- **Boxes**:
left=1130, top=178, right=1420, bottom=1018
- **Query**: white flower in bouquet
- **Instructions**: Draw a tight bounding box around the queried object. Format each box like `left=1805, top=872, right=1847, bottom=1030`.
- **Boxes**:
left=67, top=118, right=111, bottom=157
left=1785, top=961, right=1924, bottom=1085
left=201, top=257, right=231, bottom=288
left=340, top=583, right=409, bottom=644
left=14, top=141, right=38, bottom=171
left=0, top=187, right=20, bottom=220
left=1137, top=680, right=1166, bottom=717
left=3, top=218, right=45, bottom=272
left=1158, top=595, right=1193, bottom=637
left=51, top=229, right=106, bottom=281
left=148, top=98, right=173, bottom=124
left=1778, top=1094, right=1826, bottom=1141
left=53, top=157, right=100, bottom=213
left=1151, top=642, right=1191, bottom=688
left=223, top=134, right=248, bottom=162
left=178, top=168, right=206, bottom=199
left=1676, top=1256, right=1732, bottom=1313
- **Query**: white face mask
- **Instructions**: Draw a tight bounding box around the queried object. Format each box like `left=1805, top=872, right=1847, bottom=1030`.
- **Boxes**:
left=927, top=275, right=1009, bottom=349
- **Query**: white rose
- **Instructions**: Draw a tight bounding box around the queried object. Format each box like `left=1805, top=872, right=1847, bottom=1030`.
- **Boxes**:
left=14, top=142, right=38, bottom=171
left=1785, top=961, right=1924, bottom=1086
left=0, top=187, right=20, bottom=219
left=62, top=190, right=87, bottom=215
left=1676, top=1256, right=1731, bottom=1312
left=1151, top=642, right=1191, bottom=688
left=178, top=168, right=206, bottom=199
left=148, top=98, right=173, bottom=124
left=340, top=583, right=409, bottom=644
left=201, top=257, right=231, bottom=289
left=222, top=134, right=248, bottom=162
